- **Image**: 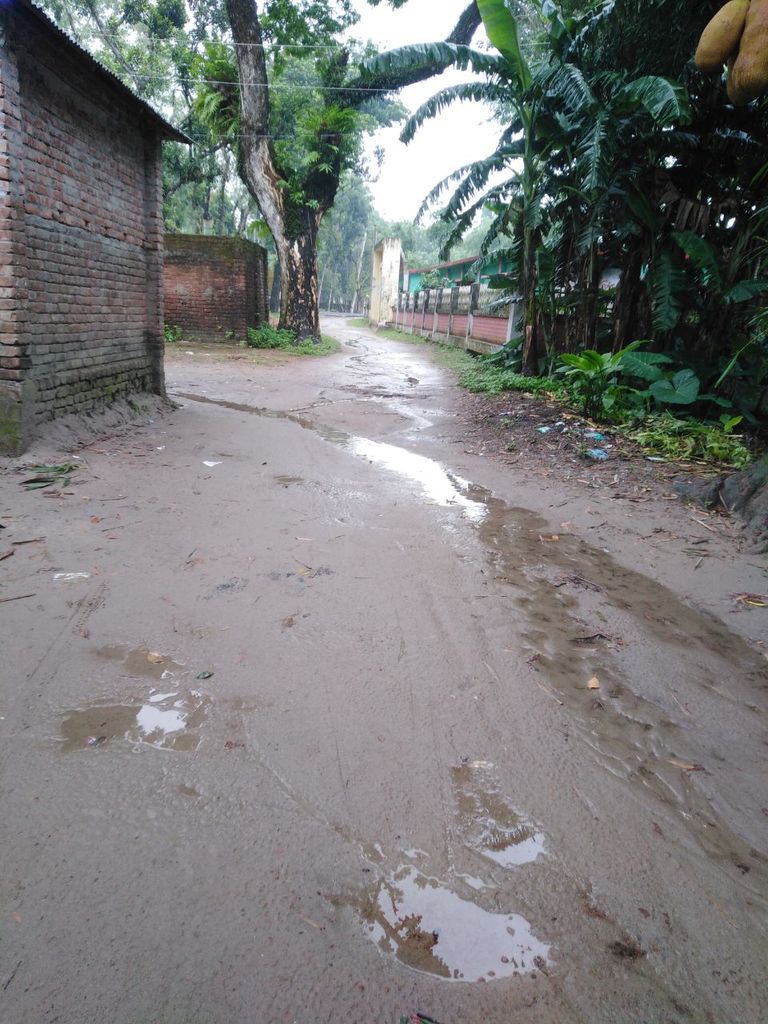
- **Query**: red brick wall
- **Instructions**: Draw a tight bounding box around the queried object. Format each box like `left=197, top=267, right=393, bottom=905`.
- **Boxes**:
left=0, top=5, right=165, bottom=453
left=164, top=234, right=269, bottom=343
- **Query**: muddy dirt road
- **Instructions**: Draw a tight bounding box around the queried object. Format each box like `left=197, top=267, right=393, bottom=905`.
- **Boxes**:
left=1, top=319, right=767, bottom=1024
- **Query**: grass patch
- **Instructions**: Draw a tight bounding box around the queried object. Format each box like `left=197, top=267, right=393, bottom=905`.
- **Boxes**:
left=460, top=364, right=570, bottom=401
left=246, top=323, right=340, bottom=356
left=376, top=326, right=427, bottom=344
left=346, top=317, right=370, bottom=328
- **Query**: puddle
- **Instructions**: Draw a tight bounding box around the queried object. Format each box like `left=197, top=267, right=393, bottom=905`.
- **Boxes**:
left=349, top=438, right=485, bottom=520
left=96, top=645, right=187, bottom=681
left=452, top=761, right=546, bottom=868
left=60, top=689, right=211, bottom=752
left=174, top=393, right=485, bottom=521
left=351, top=865, right=551, bottom=981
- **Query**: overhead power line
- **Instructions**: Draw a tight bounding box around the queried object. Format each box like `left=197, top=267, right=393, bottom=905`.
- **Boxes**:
left=133, top=75, right=411, bottom=94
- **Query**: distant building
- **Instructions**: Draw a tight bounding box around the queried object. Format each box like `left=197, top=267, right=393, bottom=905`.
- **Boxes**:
left=369, top=238, right=404, bottom=324
left=0, top=0, right=187, bottom=454
left=164, top=235, right=269, bottom=344
left=405, top=254, right=620, bottom=294
left=404, top=254, right=514, bottom=294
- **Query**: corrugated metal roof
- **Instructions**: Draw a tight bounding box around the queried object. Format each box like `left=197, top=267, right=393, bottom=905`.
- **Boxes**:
left=14, top=0, right=191, bottom=144
left=407, top=255, right=479, bottom=274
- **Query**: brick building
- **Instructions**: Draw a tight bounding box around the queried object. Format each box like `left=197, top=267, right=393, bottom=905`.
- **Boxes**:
left=164, top=234, right=269, bottom=343
left=0, top=0, right=187, bottom=454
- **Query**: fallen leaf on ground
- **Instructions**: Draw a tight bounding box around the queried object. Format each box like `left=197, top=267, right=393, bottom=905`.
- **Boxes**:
left=732, top=592, right=768, bottom=608
left=146, top=652, right=164, bottom=664
left=608, top=938, right=645, bottom=960
left=196, top=671, right=214, bottom=680
left=224, top=740, right=245, bottom=750
left=572, top=632, right=614, bottom=646
left=668, top=758, right=705, bottom=772
left=587, top=676, right=601, bottom=690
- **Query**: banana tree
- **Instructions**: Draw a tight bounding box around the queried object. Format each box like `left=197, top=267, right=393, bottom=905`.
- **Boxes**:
left=383, top=0, right=548, bottom=372
left=391, top=0, right=693, bottom=370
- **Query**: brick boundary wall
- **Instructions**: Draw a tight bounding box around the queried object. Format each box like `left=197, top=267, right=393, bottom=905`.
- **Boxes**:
left=164, top=234, right=269, bottom=343
left=0, top=5, right=172, bottom=454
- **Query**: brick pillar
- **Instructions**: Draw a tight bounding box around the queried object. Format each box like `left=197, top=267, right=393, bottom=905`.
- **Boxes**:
left=143, top=134, right=165, bottom=395
left=0, top=14, right=32, bottom=453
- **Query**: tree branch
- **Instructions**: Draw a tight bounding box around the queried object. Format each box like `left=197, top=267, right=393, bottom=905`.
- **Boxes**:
left=447, top=1, right=482, bottom=45
left=225, top=0, right=286, bottom=244
left=338, top=1, right=481, bottom=106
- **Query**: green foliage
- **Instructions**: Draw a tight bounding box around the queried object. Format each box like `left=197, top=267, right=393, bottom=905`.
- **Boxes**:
left=419, top=270, right=452, bottom=289
left=625, top=414, right=752, bottom=468
left=648, top=368, right=701, bottom=406
left=164, top=323, right=184, bottom=344
left=460, top=365, right=569, bottom=399
left=245, top=323, right=340, bottom=356
left=246, top=323, right=298, bottom=349
left=557, top=341, right=646, bottom=419
left=482, top=339, right=523, bottom=371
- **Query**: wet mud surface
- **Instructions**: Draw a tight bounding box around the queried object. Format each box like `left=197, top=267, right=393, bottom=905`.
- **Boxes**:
left=1, top=318, right=767, bottom=1024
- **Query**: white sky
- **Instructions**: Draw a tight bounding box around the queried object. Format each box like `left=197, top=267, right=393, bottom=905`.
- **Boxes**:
left=347, top=0, right=500, bottom=223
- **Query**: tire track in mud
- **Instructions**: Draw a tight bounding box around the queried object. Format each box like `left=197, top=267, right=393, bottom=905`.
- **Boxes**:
left=175, top=391, right=768, bottom=890
left=173, top=387, right=768, bottom=1019
left=471, top=488, right=768, bottom=924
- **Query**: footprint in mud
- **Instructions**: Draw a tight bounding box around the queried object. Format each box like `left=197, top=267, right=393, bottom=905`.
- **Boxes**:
left=346, top=864, right=552, bottom=982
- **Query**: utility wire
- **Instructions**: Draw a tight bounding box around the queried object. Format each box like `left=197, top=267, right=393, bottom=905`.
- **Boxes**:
left=131, top=75, right=413, bottom=93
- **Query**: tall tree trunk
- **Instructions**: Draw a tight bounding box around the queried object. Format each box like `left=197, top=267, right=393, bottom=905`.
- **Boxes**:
left=582, top=247, right=600, bottom=349
left=276, top=230, right=321, bottom=340
left=612, top=248, right=644, bottom=351
left=269, top=258, right=281, bottom=314
left=350, top=229, right=368, bottom=315
left=521, top=228, right=539, bottom=375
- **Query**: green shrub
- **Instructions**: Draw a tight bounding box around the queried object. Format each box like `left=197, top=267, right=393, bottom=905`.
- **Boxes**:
left=245, top=324, right=340, bottom=356
left=459, top=365, right=569, bottom=400
left=623, top=413, right=753, bottom=468
left=164, top=323, right=184, bottom=344
left=246, top=323, right=297, bottom=349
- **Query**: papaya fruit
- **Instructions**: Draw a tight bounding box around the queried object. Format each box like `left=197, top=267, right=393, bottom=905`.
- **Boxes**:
left=726, top=55, right=750, bottom=101
left=731, top=0, right=768, bottom=102
left=695, top=0, right=751, bottom=72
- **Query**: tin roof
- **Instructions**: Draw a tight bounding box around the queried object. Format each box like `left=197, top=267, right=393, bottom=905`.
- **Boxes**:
left=16, top=0, right=191, bottom=144
left=407, top=255, right=479, bottom=274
